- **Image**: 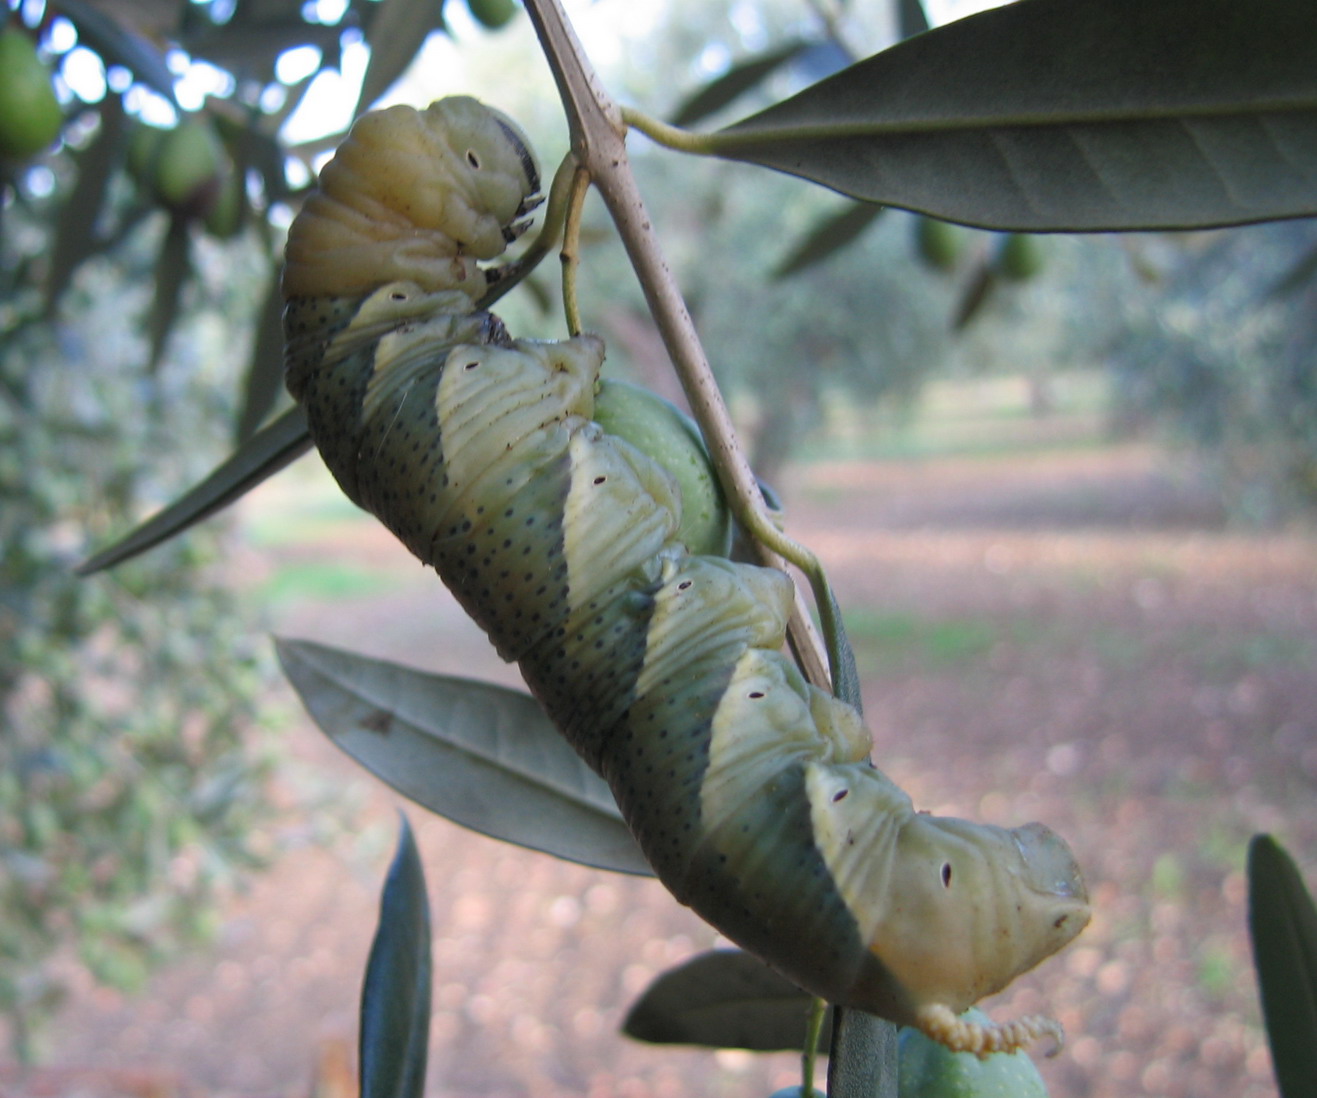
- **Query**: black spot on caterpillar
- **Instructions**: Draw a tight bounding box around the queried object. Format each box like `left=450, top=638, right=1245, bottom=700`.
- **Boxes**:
left=282, top=96, right=1090, bottom=1054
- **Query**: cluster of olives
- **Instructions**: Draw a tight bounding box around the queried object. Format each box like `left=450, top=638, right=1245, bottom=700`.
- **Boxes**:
left=913, top=216, right=1045, bottom=282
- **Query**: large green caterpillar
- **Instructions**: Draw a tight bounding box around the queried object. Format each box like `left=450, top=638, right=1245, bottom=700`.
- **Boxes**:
left=282, top=96, right=1090, bottom=1055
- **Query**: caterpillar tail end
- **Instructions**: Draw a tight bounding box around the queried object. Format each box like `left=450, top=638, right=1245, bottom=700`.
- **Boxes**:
left=914, top=1004, right=1064, bottom=1060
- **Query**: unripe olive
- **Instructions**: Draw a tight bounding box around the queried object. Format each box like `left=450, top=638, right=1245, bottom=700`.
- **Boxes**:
left=126, top=121, right=168, bottom=187
left=995, top=233, right=1045, bottom=281
left=0, top=29, right=63, bottom=160
left=153, top=116, right=226, bottom=217
left=898, top=1011, right=1049, bottom=1098
left=593, top=378, right=733, bottom=558
left=915, top=216, right=965, bottom=272
left=203, top=167, right=245, bottom=239
left=466, top=0, right=519, bottom=28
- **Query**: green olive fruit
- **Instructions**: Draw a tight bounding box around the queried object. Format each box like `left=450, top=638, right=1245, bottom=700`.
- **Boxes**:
left=996, top=233, right=1045, bottom=281
left=915, top=216, right=966, bottom=272
left=466, top=0, right=519, bottom=28
left=126, top=121, right=168, bottom=188
left=153, top=116, right=225, bottom=217
left=898, top=1011, right=1049, bottom=1098
left=0, top=29, right=63, bottom=159
left=593, top=378, right=733, bottom=559
left=203, top=167, right=245, bottom=239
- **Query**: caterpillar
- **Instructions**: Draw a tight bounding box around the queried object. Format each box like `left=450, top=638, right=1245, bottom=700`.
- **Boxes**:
left=282, top=96, right=1090, bottom=1055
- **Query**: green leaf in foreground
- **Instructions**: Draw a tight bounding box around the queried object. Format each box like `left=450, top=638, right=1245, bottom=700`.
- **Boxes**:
left=360, top=815, right=431, bottom=1098
left=275, top=638, right=653, bottom=876
left=77, top=406, right=312, bottom=574
left=1247, top=834, right=1317, bottom=1098
left=623, top=949, right=826, bottom=1051
left=711, top=0, right=1317, bottom=231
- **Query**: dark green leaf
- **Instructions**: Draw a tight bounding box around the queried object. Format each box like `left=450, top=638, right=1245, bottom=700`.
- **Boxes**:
left=713, top=0, right=1317, bottom=231
left=951, top=259, right=996, bottom=331
left=896, top=0, right=928, bottom=41
left=354, top=0, right=448, bottom=117
left=52, top=0, right=180, bottom=107
left=235, top=273, right=288, bottom=441
left=360, top=815, right=431, bottom=1098
left=623, top=950, right=825, bottom=1051
left=825, top=588, right=862, bottom=715
left=76, top=406, right=312, bottom=574
left=1248, top=834, right=1317, bottom=1098
left=274, top=639, right=653, bottom=876
left=771, top=201, right=884, bottom=279
left=827, top=1008, right=898, bottom=1098
left=671, top=40, right=813, bottom=128
left=147, top=216, right=192, bottom=371
left=45, top=93, right=126, bottom=313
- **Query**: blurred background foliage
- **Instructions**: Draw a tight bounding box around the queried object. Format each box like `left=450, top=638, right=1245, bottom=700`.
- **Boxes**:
left=2, top=0, right=1316, bottom=1067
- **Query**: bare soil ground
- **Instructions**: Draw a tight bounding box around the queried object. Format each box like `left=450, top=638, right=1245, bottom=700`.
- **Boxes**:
left=9, top=440, right=1317, bottom=1098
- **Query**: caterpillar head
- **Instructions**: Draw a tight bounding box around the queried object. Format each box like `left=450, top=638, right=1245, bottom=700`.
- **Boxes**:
left=877, top=814, right=1090, bottom=1012
left=805, top=761, right=1088, bottom=1042
left=283, top=96, right=540, bottom=300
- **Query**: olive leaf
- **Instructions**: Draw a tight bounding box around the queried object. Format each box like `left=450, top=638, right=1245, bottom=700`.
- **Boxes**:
left=235, top=273, right=290, bottom=442
left=353, top=0, right=449, bottom=117
left=275, top=638, right=654, bottom=876
left=710, top=0, right=1317, bottom=231
left=359, top=815, right=431, bottom=1098
left=1248, top=834, right=1317, bottom=1098
left=77, top=406, right=312, bottom=574
left=623, top=950, right=826, bottom=1051
left=671, top=40, right=815, bottom=128
left=52, top=0, right=180, bottom=107
left=771, top=201, right=885, bottom=280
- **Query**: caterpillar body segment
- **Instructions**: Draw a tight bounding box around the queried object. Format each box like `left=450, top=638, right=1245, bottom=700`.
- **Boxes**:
left=282, top=97, right=1091, bottom=1055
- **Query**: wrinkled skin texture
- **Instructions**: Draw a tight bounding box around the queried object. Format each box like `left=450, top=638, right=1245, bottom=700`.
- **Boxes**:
left=282, top=98, right=1091, bottom=1054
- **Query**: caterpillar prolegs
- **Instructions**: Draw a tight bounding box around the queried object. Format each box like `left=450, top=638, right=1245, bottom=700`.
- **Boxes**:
left=282, top=97, right=1090, bottom=1053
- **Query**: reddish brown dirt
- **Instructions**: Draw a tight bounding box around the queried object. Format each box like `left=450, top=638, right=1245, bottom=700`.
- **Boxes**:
left=11, top=442, right=1317, bottom=1098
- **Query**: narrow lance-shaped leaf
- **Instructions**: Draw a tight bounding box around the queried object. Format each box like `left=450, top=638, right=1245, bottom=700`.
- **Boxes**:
left=951, top=260, right=997, bottom=332
left=275, top=638, right=654, bottom=876
left=623, top=950, right=827, bottom=1052
left=359, top=815, right=431, bottom=1098
left=147, top=216, right=192, bottom=371
left=52, top=0, right=180, bottom=107
left=354, top=0, right=448, bottom=117
left=896, top=0, right=929, bottom=41
left=710, top=0, right=1317, bottom=231
left=671, top=40, right=814, bottom=129
left=235, top=272, right=290, bottom=441
left=1248, top=833, right=1317, bottom=1098
left=45, top=92, right=126, bottom=314
left=77, top=406, right=312, bottom=574
left=772, top=201, right=885, bottom=279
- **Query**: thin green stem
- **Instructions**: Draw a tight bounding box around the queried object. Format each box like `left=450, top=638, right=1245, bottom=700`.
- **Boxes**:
left=619, top=107, right=719, bottom=155
left=559, top=163, right=592, bottom=337
left=735, top=504, right=849, bottom=694
left=801, top=996, right=828, bottom=1095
